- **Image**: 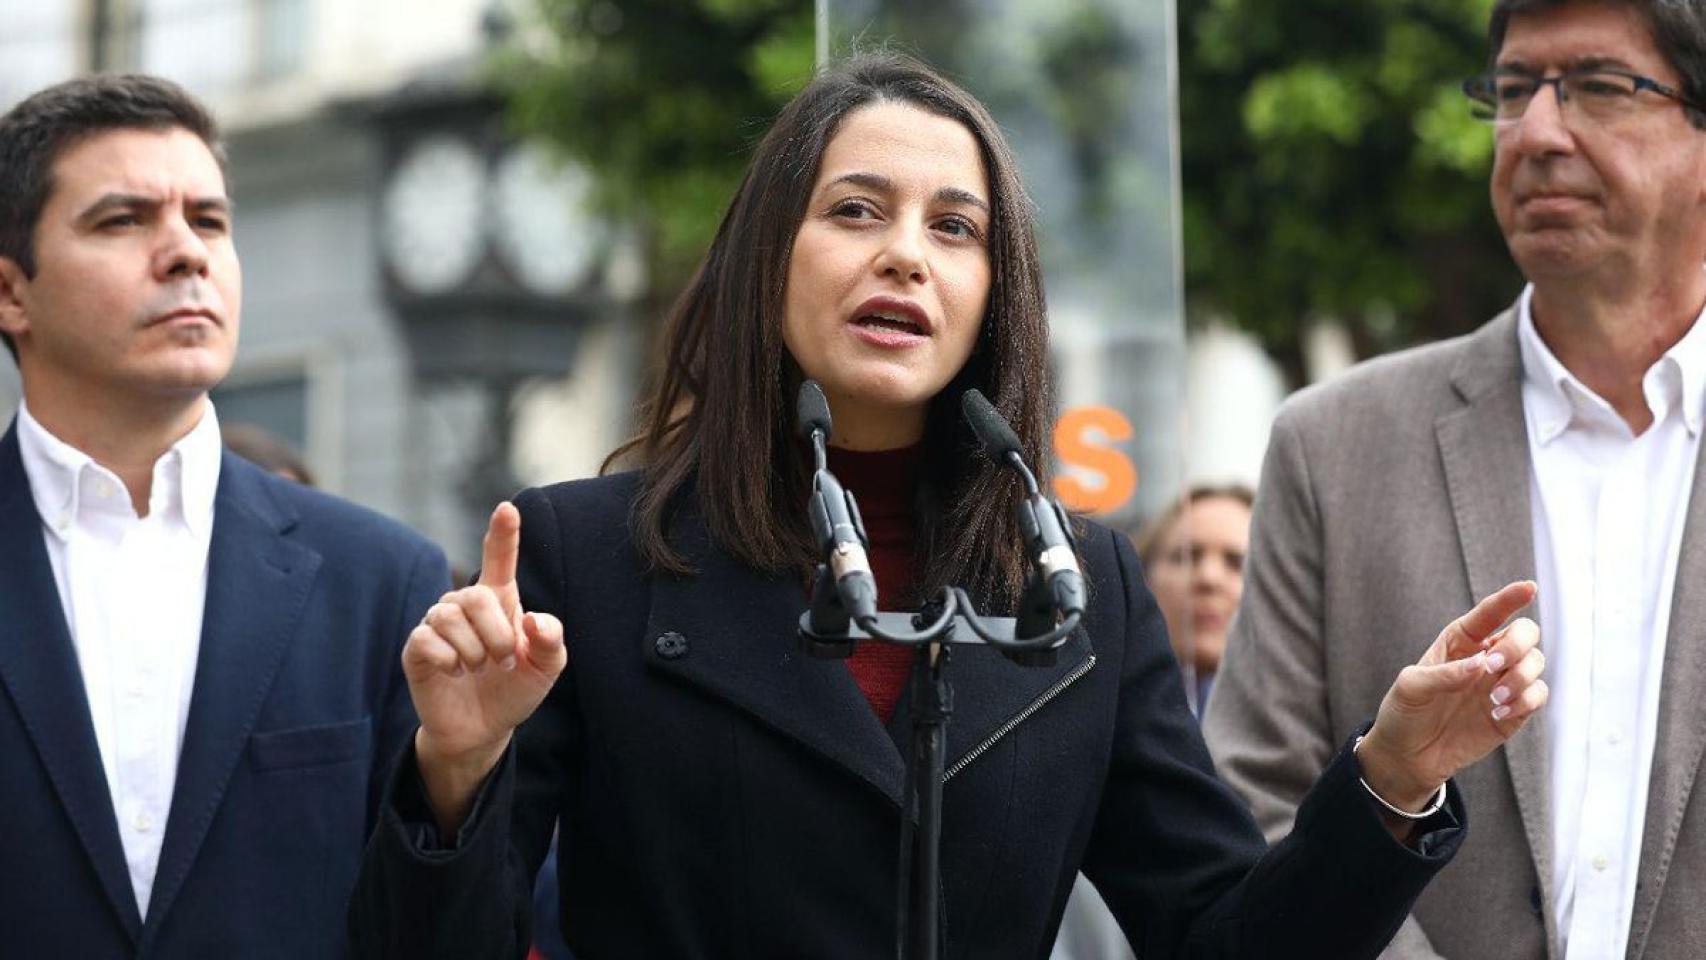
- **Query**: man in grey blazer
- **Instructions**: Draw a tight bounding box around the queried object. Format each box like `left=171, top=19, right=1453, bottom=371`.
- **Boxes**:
left=1204, top=2, right=1706, bottom=958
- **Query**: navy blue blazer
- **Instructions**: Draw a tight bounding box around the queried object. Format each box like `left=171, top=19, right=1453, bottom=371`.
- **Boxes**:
left=352, top=473, right=1464, bottom=959
left=0, top=420, right=449, bottom=958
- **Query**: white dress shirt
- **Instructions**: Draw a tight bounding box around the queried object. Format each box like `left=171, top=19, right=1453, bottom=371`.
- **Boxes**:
left=16, top=401, right=222, bottom=920
left=1517, top=286, right=1706, bottom=960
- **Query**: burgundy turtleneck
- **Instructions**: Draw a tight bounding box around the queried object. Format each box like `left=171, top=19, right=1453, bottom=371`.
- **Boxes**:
left=824, top=443, right=923, bottom=724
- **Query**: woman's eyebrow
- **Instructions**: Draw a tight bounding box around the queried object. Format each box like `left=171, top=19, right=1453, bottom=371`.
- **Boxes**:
left=823, top=172, right=988, bottom=211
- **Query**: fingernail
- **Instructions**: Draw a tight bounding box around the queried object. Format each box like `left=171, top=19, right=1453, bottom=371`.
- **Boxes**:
left=500, top=655, right=517, bottom=671
left=1491, top=686, right=1511, bottom=705
left=1485, top=652, right=1507, bottom=673
left=1492, top=704, right=1513, bottom=721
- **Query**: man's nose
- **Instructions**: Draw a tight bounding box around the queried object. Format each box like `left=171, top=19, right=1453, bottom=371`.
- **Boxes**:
left=155, top=215, right=210, bottom=280
left=1507, top=81, right=1575, bottom=155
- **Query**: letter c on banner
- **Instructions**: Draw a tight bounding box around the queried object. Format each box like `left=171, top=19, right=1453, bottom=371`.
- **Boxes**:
left=1053, top=406, right=1138, bottom=515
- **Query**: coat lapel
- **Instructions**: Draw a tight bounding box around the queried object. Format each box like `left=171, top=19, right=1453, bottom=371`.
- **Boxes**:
left=1628, top=435, right=1706, bottom=960
left=890, top=628, right=1094, bottom=782
left=0, top=424, right=144, bottom=940
left=140, top=454, right=321, bottom=936
left=642, top=511, right=907, bottom=807
left=641, top=500, right=1094, bottom=810
left=1435, top=311, right=1556, bottom=950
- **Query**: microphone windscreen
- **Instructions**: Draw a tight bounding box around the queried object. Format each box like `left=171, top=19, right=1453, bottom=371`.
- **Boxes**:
left=961, top=389, right=1023, bottom=461
left=796, top=380, right=833, bottom=442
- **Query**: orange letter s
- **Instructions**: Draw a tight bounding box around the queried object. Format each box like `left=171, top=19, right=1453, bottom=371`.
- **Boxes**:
left=1053, top=406, right=1138, bottom=515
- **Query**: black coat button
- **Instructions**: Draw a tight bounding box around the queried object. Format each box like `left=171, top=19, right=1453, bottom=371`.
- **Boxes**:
left=655, top=632, right=688, bottom=659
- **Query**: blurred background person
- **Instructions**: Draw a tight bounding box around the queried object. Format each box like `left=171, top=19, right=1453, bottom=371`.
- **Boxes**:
left=1052, top=481, right=1255, bottom=960
left=1135, top=482, right=1254, bottom=716
left=222, top=422, right=315, bottom=486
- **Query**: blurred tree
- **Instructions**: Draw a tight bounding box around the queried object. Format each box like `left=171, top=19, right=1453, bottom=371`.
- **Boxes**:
left=490, top=0, right=816, bottom=293
left=1180, top=0, right=1524, bottom=377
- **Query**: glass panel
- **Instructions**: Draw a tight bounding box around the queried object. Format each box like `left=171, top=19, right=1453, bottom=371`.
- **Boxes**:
left=256, top=0, right=309, bottom=81
left=823, top=0, right=1197, bottom=717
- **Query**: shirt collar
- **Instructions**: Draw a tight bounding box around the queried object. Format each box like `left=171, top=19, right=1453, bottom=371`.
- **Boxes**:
left=169, top=402, right=223, bottom=538
left=1661, top=293, right=1706, bottom=437
left=16, top=401, right=90, bottom=541
left=1517, top=286, right=1588, bottom=445
left=1516, top=283, right=1706, bottom=443
left=14, top=400, right=223, bottom=540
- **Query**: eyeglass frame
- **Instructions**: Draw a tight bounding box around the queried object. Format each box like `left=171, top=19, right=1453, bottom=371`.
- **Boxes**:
left=1461, top=65, right=1706, bottom=126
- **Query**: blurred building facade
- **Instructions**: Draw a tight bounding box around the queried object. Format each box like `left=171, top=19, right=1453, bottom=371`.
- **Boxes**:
left=0, top=0, right=1291, bottom=566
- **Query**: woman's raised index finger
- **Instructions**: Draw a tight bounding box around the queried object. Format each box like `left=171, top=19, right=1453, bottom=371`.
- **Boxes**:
left=1443, top=579, right=1536, bottom=657
left=476, top=501, right=522, bottom=588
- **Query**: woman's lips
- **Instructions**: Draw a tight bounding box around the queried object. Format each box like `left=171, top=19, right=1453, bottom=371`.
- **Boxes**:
left=848, top=322, right=929, bottom=348
left=846, top=296, right=931, bottom=349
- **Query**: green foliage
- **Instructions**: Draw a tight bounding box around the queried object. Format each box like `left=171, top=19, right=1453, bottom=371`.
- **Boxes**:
left=491, top=0, right=1523, bottom=364
left=490, top=0, right=816, bottom=289
left=1180, top=0, right=1521, bottom=367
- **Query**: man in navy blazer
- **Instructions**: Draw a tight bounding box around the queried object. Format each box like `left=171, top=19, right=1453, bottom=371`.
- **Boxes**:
left=0, top=75, right=448, bottom=956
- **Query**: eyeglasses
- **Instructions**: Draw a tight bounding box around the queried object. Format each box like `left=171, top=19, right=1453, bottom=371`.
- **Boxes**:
left=1462, top=66, right=1705, bottom=126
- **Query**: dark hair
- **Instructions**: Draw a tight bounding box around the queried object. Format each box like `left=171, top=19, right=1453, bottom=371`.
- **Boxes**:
left=607, top=53, right=1052, bottom=610
left=1488, top=0, right=1706, bottom=128
left=0, top=74, right=225, bottom=362
left=1133, top=482, right=1256, bottom=568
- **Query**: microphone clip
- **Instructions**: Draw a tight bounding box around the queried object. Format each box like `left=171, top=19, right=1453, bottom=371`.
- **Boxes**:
left=797, top=380, right=879, bottom=649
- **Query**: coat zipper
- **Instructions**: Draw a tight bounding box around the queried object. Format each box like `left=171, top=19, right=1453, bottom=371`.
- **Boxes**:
left=942, top=653, right=1097, bottom=782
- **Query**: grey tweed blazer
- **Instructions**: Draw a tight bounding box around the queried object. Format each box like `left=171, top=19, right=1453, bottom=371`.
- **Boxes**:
left=1204, top=308, right=1706, bottom=960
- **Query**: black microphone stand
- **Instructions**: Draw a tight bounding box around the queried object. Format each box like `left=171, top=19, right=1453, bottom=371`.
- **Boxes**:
left=794, top=382, right=1080, bottom=960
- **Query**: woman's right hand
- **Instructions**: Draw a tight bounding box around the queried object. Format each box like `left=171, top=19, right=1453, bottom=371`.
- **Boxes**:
left=401, top=501, right=567, bottom=837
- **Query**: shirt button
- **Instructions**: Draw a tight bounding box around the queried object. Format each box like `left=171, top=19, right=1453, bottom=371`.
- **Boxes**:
left=93, top=477, right=116, bottom=499
left=1608, top=729, right=1623, bottom=746
left=1593, top=855, right=1609, bottom=872
left=133, top=811, right=154, bottom=833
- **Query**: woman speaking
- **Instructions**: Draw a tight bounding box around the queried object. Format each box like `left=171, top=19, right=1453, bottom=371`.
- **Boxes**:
left=349, top=54, right=1545, bottom=958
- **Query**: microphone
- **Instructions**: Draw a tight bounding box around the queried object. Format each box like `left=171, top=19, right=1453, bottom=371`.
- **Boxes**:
left=960, top=388, right=1024, bottom=467
left=797, top=381, right=878, bottom=636
left=961, top=390, right=1085, bottom=638
left=797, top=380, right=834, bottom=449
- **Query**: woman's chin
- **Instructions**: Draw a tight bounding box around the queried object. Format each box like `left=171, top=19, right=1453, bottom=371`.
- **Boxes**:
left=818, top=370, right=943, bottom=415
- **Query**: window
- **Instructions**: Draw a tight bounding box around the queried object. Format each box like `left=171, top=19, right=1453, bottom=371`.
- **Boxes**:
left=212, top=373, right=309, bottom=452
left=254, top=0, right=308, bottom=80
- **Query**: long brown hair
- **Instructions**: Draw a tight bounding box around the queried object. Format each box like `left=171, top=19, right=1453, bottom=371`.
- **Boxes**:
left=607, top=53, right=1053, bottom=611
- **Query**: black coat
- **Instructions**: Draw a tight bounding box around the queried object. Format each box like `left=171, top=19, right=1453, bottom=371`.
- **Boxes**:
left=350, top=472, right=1462, bottom=959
